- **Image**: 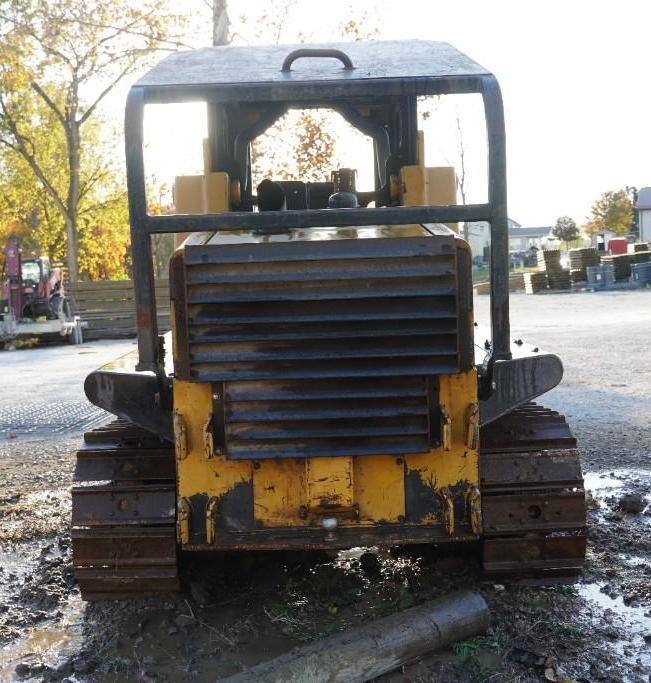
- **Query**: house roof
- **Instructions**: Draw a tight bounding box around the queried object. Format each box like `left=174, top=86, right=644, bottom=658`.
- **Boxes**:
left=133, top=40, right=490, bottom=101
left=509, top=226, right=551, bottom=238
left=636, top=187, right=651, bottom=210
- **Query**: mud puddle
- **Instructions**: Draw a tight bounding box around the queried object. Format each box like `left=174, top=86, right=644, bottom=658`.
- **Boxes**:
left=579, top=582, right=651, bottom=674
left=584, top=469, right=651, bottom=521
left=0, top=593, right=84, bottom=682
left=0, top=487, right=71, bottom=543
left=584, top=468, right=651, bottom=494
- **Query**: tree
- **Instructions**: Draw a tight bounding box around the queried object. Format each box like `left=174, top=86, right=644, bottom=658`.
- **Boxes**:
left=238, top=3, right=380, bottom=185
left=584, top=188, right=637, bottom=236
left=0, top=0, right=184, bottom=282
left=0, top=97, right=131, bottom=279
left=552, top=216, right=579, bottom=247
left=212, top=0, right=229, bottom=46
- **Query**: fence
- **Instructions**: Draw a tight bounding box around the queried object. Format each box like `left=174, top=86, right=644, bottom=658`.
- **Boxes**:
left=68, top=280, right=170, bottom=340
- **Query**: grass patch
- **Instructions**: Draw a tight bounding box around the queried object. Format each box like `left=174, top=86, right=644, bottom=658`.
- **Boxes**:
left=451, top=635, right=498, bottom=658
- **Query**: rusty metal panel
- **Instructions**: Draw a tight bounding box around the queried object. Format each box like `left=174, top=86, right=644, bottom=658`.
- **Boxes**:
left=73, top=567, right=180, bottom=601
left=71, top=484, right=175, bottom=526
left=72, top=527, right=177, bottom=568
left=176, top=235, right=460, bottom=383
left=171, top=235, right=468, bottom=459
left=481, top=449, right=583, bottom=491
left=480, top=403, right=577, bottom=452
left=74, top=447, right=175, bottom=481
left=483, top=534, right=586, bottom=577
left=184, top=523, right=476, bottom=552
left=482, top=491, right=586, bottom=535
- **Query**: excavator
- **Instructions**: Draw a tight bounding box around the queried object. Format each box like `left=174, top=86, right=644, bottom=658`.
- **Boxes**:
left=71, top=40, right=586, bottom=600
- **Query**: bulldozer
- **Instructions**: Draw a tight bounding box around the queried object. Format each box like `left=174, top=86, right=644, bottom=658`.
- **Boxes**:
left=71, top=40, right=586, bottom=600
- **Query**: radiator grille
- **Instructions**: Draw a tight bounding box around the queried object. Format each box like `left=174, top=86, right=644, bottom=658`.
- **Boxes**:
left=171, top=234, right=467, bottom=459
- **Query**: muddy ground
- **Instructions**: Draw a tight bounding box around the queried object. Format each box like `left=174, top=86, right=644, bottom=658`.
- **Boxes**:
left=0, top=289, right=650, bottom=683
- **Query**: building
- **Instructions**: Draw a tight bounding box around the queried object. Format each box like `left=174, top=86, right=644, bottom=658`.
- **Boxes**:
left=465, top=218, right=522, bottom=261
left=508, top=225, right=552, bottom=251
left=636, top=187, right=651, bottom=243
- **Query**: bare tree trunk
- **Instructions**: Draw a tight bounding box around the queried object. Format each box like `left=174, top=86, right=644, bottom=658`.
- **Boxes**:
left=212, top=0, right=229, bottom=46
left=66, top=116, right=81, bottom=283
left=455, top=112, right=469, bottom=243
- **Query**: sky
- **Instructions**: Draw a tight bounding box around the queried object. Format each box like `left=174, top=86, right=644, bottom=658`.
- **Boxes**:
left=113, top=0, right=651, bottom=228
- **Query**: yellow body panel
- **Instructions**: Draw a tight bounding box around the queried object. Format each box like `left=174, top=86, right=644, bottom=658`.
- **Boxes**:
left=306, top=457, right=354, bottom=510
left=400, top=165, right=458, bottom=231
left=174, top=381, right=252, bottom=506
left=173, top=370, right=478, bottom=539
left=353, top=455, right=406, bottom=524
left=404, top=372, right=479, bottom=524
left=254, top=459, right=307, bottom=526
left=172, top=151, right=478, bottom=546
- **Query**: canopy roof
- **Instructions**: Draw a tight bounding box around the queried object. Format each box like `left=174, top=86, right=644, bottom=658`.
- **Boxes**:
left=134, top=40, right=491, bottom=101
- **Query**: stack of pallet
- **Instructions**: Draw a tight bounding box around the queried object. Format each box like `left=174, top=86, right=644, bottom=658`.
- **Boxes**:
left=537, top=249, right=571, bottom=289
left=568, top=247, right=600, bottom=283
left=600, top=254, right=631, bottom=281
left=633, top=242, right=649, bottom=253
left=524, top=271, right=548, bottom=294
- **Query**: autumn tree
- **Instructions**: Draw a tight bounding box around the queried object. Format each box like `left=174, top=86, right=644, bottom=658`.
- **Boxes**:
left=552, top=216, right=579, bottom=248
left=0, top=97, right=131, bottom=279
left=233, top=2, right=379, bottom=185
left=0, top=0, right=184, bottom=282
left=584, top=188, right=637, bottom=236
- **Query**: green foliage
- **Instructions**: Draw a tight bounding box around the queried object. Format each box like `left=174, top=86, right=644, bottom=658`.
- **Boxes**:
left=552, top=215, right=579, bottom=244
left=584, top=187, right=637, bottom=236
left=451, top=635, right=498, bottom=658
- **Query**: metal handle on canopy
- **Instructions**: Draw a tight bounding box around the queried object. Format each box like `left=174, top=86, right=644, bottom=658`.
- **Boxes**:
left=281, top=48, right=354, bottom=72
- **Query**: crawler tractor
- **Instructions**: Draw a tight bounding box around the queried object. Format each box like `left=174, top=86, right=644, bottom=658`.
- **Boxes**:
left=72, top=41, right=586, bottom=599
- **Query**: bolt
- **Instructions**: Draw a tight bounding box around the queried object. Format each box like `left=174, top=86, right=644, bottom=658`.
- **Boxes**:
left=322, top=517, right=338, bottom=531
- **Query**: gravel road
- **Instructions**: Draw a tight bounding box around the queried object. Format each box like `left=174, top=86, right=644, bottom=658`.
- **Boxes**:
left=0, top=289, right=649, bottom=683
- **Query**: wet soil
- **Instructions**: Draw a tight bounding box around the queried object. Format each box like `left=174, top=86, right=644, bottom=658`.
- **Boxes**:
left=0, top=290, right=649, bottom=683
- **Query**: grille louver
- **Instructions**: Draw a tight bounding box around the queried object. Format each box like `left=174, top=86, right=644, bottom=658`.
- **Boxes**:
left=171, top=234, right=469, bottom=459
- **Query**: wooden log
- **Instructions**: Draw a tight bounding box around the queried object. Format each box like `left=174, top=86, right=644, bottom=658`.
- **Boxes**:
left=219, top=590, right=489, bottom=683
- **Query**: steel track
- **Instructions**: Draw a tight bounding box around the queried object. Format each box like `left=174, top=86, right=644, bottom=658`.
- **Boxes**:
left=71, top=420, right=179, bottom=600
left=72, top=403, right=586, bottom=599
left=480, top=403, right=587, bottom=581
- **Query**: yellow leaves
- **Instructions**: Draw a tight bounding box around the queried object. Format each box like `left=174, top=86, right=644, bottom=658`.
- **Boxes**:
left=583, top=188, right=636, bottom=236
left=77, top=211, right=130, bottom=280
left=251, top=109, right=340, bottom=186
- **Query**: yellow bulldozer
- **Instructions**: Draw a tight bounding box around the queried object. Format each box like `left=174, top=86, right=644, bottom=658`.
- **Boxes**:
left=71, top=40, right=586, bottom=600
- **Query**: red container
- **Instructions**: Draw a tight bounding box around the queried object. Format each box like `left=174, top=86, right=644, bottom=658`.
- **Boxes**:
left=608, top=237, right=628, bottom=255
